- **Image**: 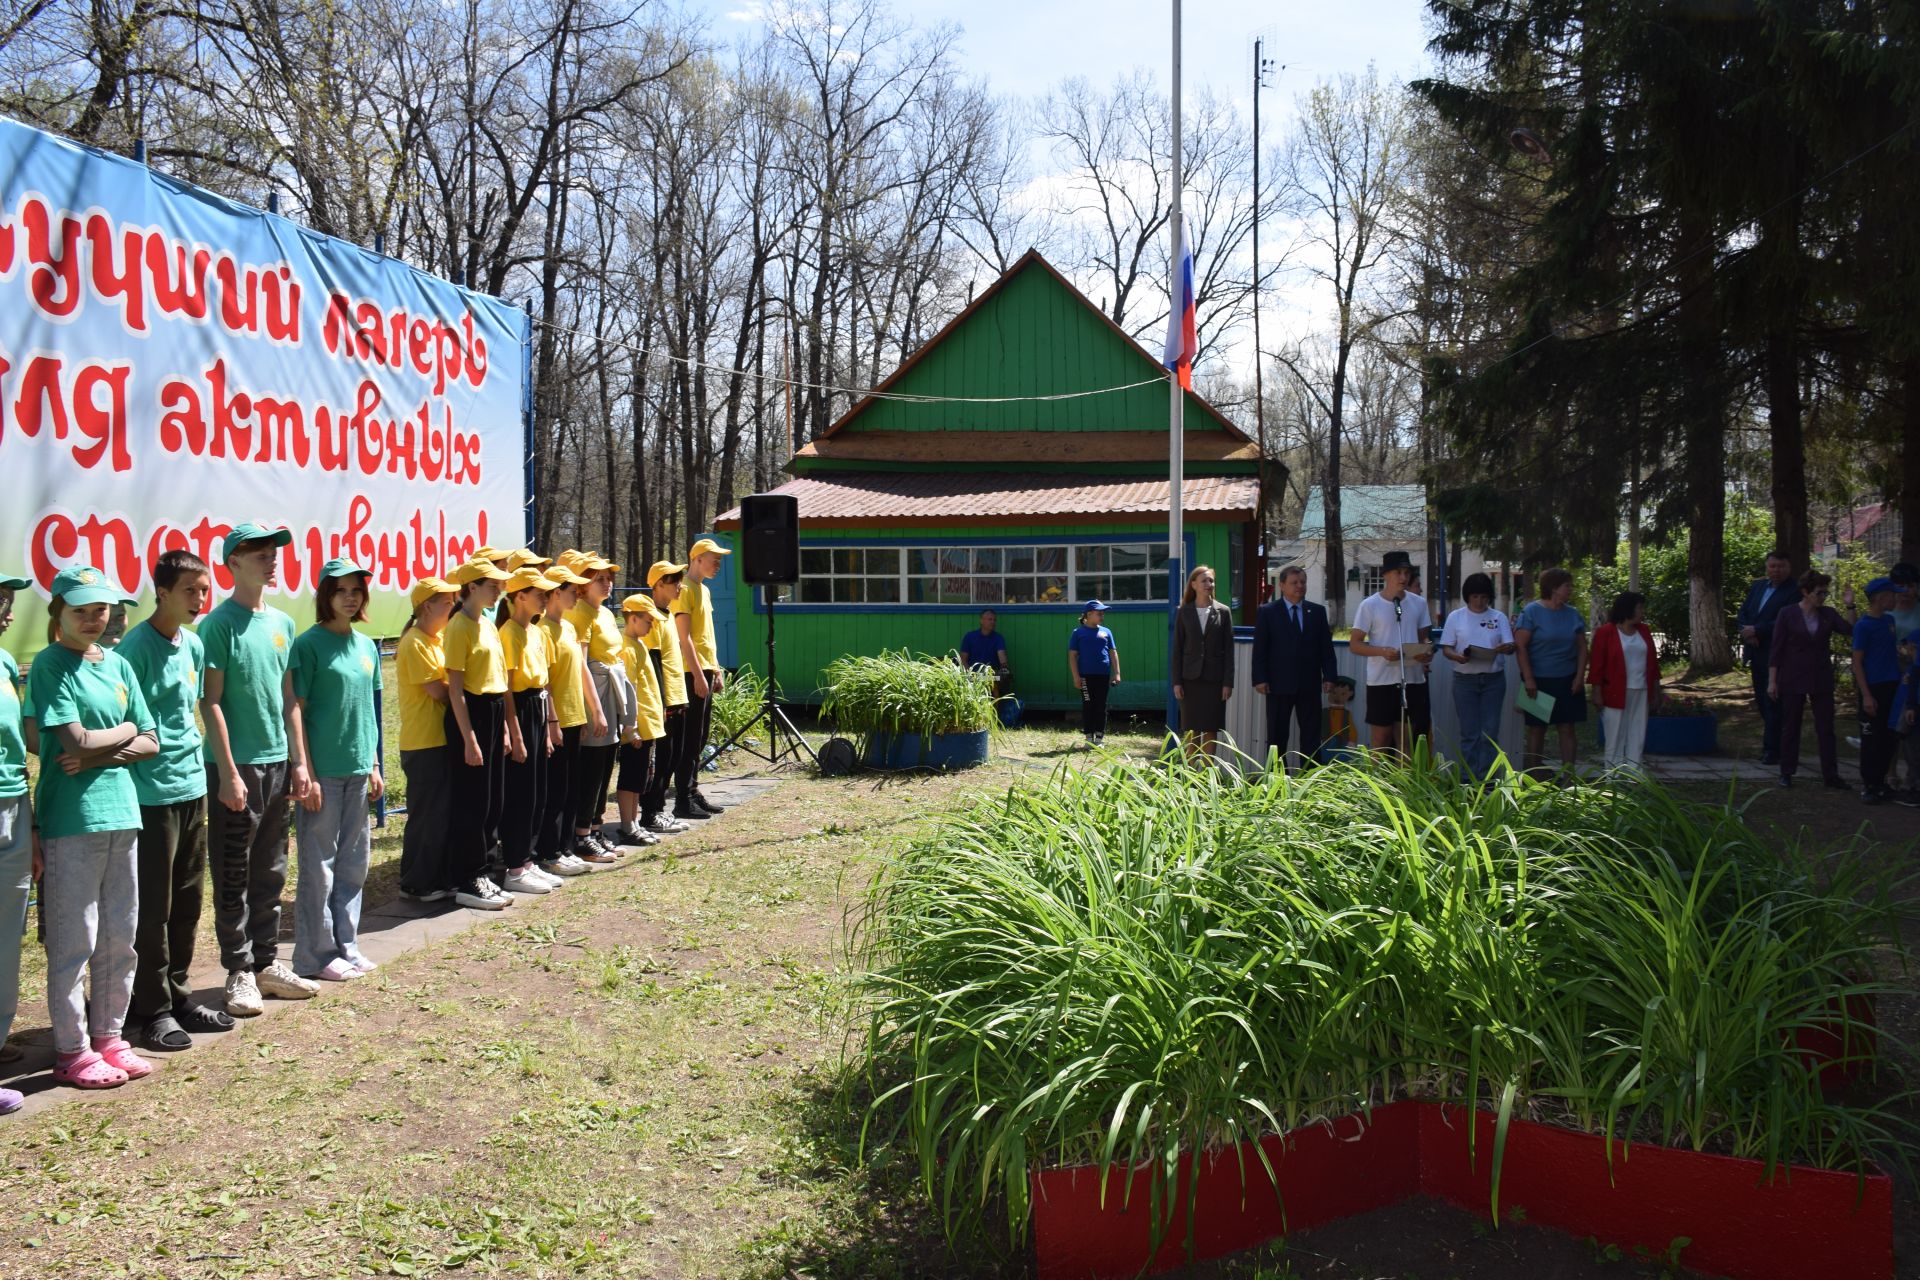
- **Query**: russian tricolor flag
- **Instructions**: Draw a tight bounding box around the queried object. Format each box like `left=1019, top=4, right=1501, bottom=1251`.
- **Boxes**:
left=1162, top=215, right=1196, bottom=390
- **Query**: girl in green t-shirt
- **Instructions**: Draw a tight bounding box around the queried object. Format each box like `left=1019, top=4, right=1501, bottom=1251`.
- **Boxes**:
left=30, top=565, right=159, bottom=1090
left=288, top=560, right=384, bottom=982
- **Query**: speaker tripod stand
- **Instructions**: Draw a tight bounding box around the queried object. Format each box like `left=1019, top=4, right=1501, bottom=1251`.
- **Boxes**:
left=715, top=586, right=817, bottom=768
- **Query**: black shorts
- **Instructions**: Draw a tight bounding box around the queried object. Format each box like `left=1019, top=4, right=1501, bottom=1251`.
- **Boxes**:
left=1364, top=682, right=1430, bottom=729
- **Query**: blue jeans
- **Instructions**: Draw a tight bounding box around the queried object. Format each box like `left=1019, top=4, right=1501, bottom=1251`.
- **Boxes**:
left=0, top=795, right=31, bottom=1045
left=1452, top=671, right=1507, bottom=779
left=292, top=776, right=371, bottom=974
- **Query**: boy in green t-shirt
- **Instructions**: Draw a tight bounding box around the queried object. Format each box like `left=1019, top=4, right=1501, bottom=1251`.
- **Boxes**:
left=199, top=524, right=320, bottom=1017
left=118, top=550, right=236, bottom=1051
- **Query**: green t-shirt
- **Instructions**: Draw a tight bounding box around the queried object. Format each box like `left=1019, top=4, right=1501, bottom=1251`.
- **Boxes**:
left=200, top=599, right=295, bottom=765
left=29, top=645, right=155, bottom=839
left=116, top=620, right=208, bottom=806
left=0, top=651, right=27, bottom=800
left=289, top=625, right=382, bottom=778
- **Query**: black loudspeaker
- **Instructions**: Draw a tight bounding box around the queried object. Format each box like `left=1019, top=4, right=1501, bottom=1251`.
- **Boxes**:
left=740, top=493, right=800, bottom=584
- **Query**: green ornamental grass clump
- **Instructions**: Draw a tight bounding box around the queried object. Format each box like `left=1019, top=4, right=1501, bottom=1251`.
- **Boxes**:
left=852, top=753, right=1915, bottom=1244
left=710, top=663, right=770, bottom=744
left=820, top=649, right=999, bottom=741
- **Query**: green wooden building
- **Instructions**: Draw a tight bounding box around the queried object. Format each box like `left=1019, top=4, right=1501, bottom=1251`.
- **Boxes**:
left=714, top=251, right=1265, bottom=713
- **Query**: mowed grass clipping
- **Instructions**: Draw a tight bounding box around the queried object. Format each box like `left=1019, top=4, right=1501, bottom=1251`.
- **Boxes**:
left=851, top=752, right=1917, bottom=1245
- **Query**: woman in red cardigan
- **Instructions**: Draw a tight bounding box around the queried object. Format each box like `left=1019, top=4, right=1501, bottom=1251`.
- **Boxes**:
left=1589, top=592, right=1663, bottom=770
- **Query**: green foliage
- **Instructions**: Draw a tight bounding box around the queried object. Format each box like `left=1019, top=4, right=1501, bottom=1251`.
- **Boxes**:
left=1829, top=542, right=1886, bottom=609
left=851, top=752, right=1914, bottom=1248
left=712, top=665, right=770, bottom=744
left=1587, top=501, right=1778, bottom=661
left=819, top=650, right=998, bottom=739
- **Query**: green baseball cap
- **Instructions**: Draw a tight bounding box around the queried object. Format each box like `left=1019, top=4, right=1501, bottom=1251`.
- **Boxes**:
left=49, top=565, right=135, bottom=607
left=0, top=572, right=28, bottom=590
left=319, top=557, right=372, bottom=581
left=221, top=522, right=294, bottom=563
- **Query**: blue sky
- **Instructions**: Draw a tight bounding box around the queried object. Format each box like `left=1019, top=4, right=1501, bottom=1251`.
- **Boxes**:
left=700, top=0, right=1438, bottom=111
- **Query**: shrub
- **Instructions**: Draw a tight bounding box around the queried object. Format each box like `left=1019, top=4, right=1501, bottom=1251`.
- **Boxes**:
left=851, top=753, right=1913, bottom=1247
left=711, top=664, right=770, bottom=744
left=819, top=649, right=998, bottom=740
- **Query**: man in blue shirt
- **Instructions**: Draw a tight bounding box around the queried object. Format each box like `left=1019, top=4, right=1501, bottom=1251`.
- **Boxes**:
left=958, top=609, right=1010, bottom=697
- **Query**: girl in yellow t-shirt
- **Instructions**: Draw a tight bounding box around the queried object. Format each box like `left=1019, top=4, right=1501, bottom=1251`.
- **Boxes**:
left=565, top=554, right=633, bottom=859
left=395, top=577, right=457, bottom=901
left=442, top=555, right=511, bottom=911
left=537, top=567, right=596, bottom=873
left=496, top=568, right=561, bottom=895
left=613, top=596, right=667, bottom=845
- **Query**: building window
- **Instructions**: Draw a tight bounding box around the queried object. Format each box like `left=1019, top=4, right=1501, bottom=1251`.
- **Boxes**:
left=1361, top=564, right=1386, bottom=598
left=793, top=541, right=1173, bottom=606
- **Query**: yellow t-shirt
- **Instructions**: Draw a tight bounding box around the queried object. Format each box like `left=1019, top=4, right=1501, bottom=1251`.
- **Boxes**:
left=645, top=600, right=688, bottom=707
left=624, top=634, right=665, bottom=741
left=542, top=616, right=587, bottom=729
left=671, top=580, right=719, bottom=672
left=394, top=629, right=447, bottom=751
left=442, top=609, right=508, bottom=695
left=567, top=600, right=624, bottom=665
left=500, top=618, right=551, bottom=693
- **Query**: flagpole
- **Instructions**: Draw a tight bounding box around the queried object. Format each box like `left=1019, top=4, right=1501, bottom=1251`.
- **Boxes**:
left=1167, top=0, right=1184, bottom=737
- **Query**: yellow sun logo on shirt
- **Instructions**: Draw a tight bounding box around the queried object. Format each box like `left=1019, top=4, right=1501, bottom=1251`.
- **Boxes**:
left=273, top=633, right=287, bottom=650
left=362, top=657, right=374, bottom=674
left=116, top=682, right=128, bottom=707
left=183, top=668, right=196, bottom=691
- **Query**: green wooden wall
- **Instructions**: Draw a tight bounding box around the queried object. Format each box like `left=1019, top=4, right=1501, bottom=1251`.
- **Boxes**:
left=725, top=521, right=1238, bottom=716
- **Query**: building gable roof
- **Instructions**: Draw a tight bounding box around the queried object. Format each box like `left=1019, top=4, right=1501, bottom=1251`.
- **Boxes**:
left=816, top=250, right=1249, bottom=448
left=1298, top=485, right=1428, bottom=541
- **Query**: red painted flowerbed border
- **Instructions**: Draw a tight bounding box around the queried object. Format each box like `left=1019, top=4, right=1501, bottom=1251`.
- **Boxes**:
left=1029, top=1100, right=1892, bottom=1280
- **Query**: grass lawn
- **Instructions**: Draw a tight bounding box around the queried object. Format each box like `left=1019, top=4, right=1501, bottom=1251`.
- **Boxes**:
left=1, top=690, right=1916, bottom=1279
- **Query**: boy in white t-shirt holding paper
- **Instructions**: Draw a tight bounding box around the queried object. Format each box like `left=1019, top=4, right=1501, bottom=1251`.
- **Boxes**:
left=1347, top=550, right=1433, bottom=755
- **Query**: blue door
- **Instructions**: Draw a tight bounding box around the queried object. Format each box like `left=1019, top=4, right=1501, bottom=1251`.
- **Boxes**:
left=702, top=530, right=738, bottom=669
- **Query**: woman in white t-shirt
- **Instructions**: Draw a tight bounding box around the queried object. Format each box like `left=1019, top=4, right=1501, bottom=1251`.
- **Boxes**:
left=1440, top=572, right=1517, bottom=780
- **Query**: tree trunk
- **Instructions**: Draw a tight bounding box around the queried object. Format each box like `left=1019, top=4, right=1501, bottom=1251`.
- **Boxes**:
left=1766, top=328, right=1809, bottom=569
left=1902, top=358, right=1920, bottom=567
left=1679, top=195, right=1732, bottom=673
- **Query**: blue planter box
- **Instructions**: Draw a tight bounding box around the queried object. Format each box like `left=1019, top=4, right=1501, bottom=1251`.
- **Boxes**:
left=861, top=728, right=991, bottom=771
left=1597, top=711, right=1718, bottom=756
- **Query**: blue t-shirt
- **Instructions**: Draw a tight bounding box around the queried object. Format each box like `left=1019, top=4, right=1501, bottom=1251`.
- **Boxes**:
left=1854, top=614, right=1901, bottom=686
left=1517, top=601, right=1586, bottom=678
left=1069, top=625, right=1115, bottom=676
left=959, top=628, right=1006, bottom=671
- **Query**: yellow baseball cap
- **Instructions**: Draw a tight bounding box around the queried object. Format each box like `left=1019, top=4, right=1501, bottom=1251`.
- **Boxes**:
left=576, top=552, right=620, bottom=574
left=544, top=564, right=591, bottom=586
left=447, top=555, right=510, bottom=585
left=408, top=577, right=457, bottom=608
left=620, top=593, right=662, bottom=616
left=688, top=537, right=731, bottom=560
left=502, top=548, right=553, bottom=570
left=473, top=545, right=513, bottom=563
left=647, top=559, right=688, bottom=587
left=501, top=567, right=556, bottom=594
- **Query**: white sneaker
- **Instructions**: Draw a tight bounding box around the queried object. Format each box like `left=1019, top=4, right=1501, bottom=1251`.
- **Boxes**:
left=224, top=969, right=264, bottom=1018
left=257, top=960, right=320, bottom=1000
left=541, top=856, right=590, bottom=877
left=505, top=868, right=553, bottom=894
left=455, top=878, right=511, bottom=910
left=643, top=814, right=686, bottom=834
left=533, top=866, right=565, bottom=888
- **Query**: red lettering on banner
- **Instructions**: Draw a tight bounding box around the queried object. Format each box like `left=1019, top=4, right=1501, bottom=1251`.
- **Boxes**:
left=265, top=264, right=300, bottom=344
left=30, top=511, right=141, bottom=594
left=321, top=290, right=491, bottom=393
left=145, top=236, right=211, bottom=321
left=22, top=196, right=82, bottom=318
left=216, top=257, right=258, bottom=334
left=12, top=352, right=132, bottom=472
left=86, top=215, right=147, bottom=332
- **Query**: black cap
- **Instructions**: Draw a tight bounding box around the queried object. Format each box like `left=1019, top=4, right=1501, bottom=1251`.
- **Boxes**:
left=1381, top=550, right=1414, bottom=572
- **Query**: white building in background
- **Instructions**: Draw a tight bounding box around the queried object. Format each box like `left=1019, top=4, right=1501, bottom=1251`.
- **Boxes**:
left=1279, top=484, right=1504, bottom=627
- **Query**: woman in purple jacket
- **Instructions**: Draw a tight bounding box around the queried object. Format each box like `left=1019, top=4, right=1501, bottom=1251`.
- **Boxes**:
left=1767, top=569, right=1851, bottom=789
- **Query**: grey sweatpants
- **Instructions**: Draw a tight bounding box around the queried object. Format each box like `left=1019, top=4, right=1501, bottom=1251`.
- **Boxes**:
left=207, top=760, right=291, bottom=973
left=0, top=795, right=31, bottom=1045
left=41, top=828, right=139, bottom=1054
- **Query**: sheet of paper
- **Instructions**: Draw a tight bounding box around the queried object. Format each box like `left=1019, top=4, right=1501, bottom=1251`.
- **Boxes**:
left=1515, top=687, right=1557, bottom=721
left=1401, top=641, right=1433, bottom=659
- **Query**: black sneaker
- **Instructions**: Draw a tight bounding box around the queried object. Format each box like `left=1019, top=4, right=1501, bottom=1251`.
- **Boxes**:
left=1776, top=775, right=1791, bottom=789
left=1897, top=789, right=1920, bottom=809
left=1862, top=787, right=1887, bottom=806
left=691, top=791, right=726, bottom=815
left=673, top=801, right=713, bottom=821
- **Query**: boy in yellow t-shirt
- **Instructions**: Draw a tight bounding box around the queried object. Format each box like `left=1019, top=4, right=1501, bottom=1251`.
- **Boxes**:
left=670, top=537, right=731, bottom=821
left=442, top=555, right=512, bottom=911
left=395, top=577, right=458, bottom=901
left=535, top=565, right=593, bottom=876
left=612, top=595, right=668, bottom=845
left=496, top=568, right=561, bottom=894
left=639, top=561, right=689, bottom=833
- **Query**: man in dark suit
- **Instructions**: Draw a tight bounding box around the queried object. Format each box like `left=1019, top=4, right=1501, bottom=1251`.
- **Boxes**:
left=1252, top=564, right=1340, bottom=770
left=1735, top=549, right=1801, bottom=766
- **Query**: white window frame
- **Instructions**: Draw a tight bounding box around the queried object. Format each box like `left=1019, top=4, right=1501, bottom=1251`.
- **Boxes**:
left=790, top=541, right=1173, bottom=606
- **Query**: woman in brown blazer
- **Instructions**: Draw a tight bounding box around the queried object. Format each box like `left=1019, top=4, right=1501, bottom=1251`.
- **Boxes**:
left=1173, top=564, right=1235, bottom=758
